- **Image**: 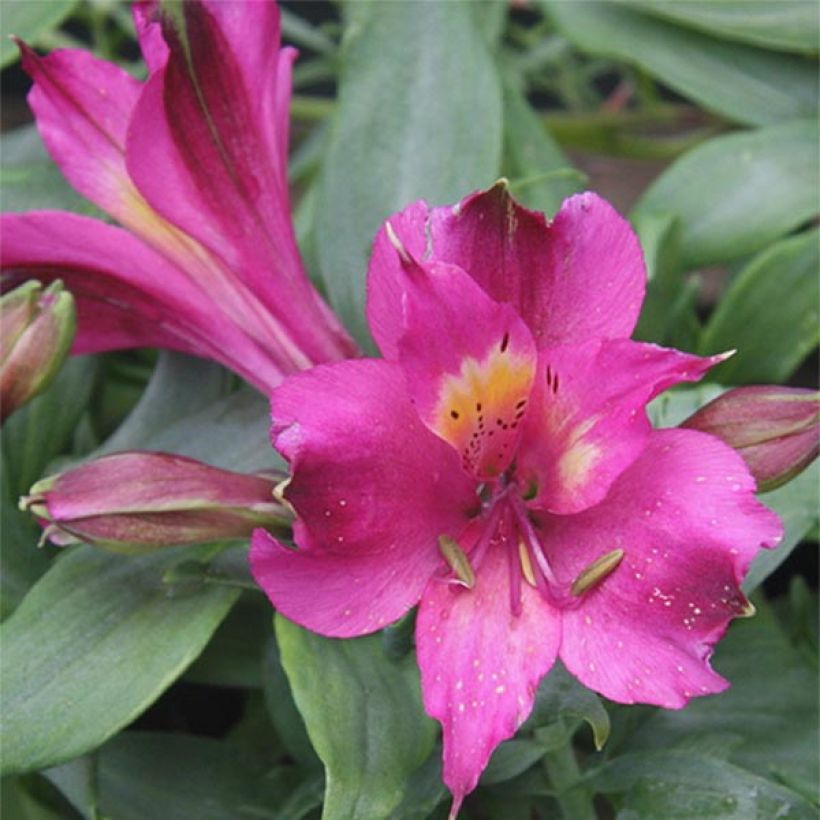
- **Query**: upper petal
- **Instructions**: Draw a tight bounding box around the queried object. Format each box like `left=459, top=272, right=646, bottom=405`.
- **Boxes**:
left=18, top=41, right=144, bottom=223
left=367, top=185, right=646, bottom=357
left=125, top=1, right=355, bottom=365
left=416, top=542, right=561, bottom=812
left=271, top=359, right=478, bottom=559
left=539, top=429, right=782, bottom=708
left=397, top=259, right=537, bottom=479
left=517, top=340, right=728, bottom=513
left=0, top=211, right=285, bottom=392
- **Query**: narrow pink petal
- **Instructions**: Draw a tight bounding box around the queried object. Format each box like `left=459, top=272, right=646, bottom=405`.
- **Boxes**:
left=367, top=187, right=646, bottom=357
left=132, top=1, right=168, bottom=72
left=417, top=545, right=561, bottom=806
left=125, top=2, right=355, bottom=365
left=270, top=359, right=478, bottom=559
left=251, top=529, right=438, bottom=638
left=19, top=41, right=143, bottom=221
left=539, top=429, right=782, bottom=708
left=1, top=211, right=285, bottom=392
left=398, top=261, right=537, bottom=478
left=517, top=340, right=726, bottom=514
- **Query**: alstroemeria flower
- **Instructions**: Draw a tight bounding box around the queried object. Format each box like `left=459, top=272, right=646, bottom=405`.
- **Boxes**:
left=250, top=184, right=782, bottom=811
left=1, top=0, right=356, bottom=393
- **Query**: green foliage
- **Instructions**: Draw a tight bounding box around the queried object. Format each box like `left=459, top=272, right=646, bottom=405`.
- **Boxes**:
left=0, top=0, right=80, bottom=68
left=275, top=615, right=438, bottom=819
left=701, top=230, right=819, bottom=384
left=314, top=0, right=503, bottom=346
left=543, top=1, right=818, bottom=126
left=634, top=119, right=819, bottom=269
left=1, top=545, right=238, bottom=775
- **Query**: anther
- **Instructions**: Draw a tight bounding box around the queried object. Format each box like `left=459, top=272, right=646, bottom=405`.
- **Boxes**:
left=571, top=549, right=625, bottom=596
left=518, top=540, right=537, bottom=587
left=438, top=535, right=476, bottom=589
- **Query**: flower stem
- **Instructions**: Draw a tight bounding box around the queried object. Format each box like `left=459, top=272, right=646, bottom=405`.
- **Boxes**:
left=543, top=742, right=597, bottom=820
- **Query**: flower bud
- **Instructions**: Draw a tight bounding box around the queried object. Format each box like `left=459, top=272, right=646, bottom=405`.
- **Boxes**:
left=1, top=280, right=76, bottom=422
left=20, top=451, right=292, bottom=554
left=681, top=386, right=819, bottom=492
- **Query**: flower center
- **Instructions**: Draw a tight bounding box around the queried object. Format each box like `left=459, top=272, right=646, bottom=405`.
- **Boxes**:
left=437, top=479, right=623, bottom=616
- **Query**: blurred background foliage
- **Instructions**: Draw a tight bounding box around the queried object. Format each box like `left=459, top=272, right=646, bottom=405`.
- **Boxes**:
left=1, top=1, right=818, bottom=818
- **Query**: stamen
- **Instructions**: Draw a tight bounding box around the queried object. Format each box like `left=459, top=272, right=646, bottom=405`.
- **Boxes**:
left=384, top=221, right=412, bottom=265
left=509, top=495, right=560, bottom=587
left=518, top=539, right=537, bottom=587
left=737, top=598, right=756, bottom=618
left=438, top=535, right=475, bottom=589
left=571, top=549, right=624, bottom=596
left=508, top=535, right=523, bottom=617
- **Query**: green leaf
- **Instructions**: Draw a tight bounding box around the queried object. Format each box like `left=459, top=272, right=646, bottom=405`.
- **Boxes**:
left=315, top=0, right=502, bottom=346
left=501, top=79, right=582, bottom=217
left=699, top=230, right=819, bottom=384
left=98, top=352, right=234, bottom=455
left=620, top=1, right=820, bottom=56
left=0, top=0, right=80, bottom=68
left=0, top=545, right=239, bottom=775
left=591, top=751, right=815, bottom=818
left=184, top=595, right=271, bottom=689
left=0, top=125, right=100, bottom=215
left=523, top=661, right=610, bottom=751
left=262, top=636, right=322, bottom=771
left=746, top=463, right=819, bottom=593
left=481, top=739, right=553, bottom=786
left=543, top=1, right=818, bottom=127
left=2, top=355, right=98, bottom=500
left=97, top=732, right=310, bottom=820
left=275, top=615, right=437, bottom=820
left=618, top=601, right=819, bottom=794
left=647, top=383, right=726, bottom=429
left=632, top=211, right=700, bottom=349
left=633, top=120, right=819, bottom=269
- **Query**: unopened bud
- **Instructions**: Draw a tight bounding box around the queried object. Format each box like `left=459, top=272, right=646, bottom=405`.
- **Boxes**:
left=20, top=451, right=291, bottom=554
left=682, top=386, right=819, bottom=493
left=1, top=280, right=76, bottom=422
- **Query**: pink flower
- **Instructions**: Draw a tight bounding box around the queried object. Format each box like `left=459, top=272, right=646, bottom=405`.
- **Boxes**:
left=1, top=0, right=356, bottom=393
left=250, top=183, right=782, bottom=812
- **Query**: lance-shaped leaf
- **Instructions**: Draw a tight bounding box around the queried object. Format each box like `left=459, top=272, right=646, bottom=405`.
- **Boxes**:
left=275, top=615, right=437, bottom=820
left=1, top=545, right=238, bottom=774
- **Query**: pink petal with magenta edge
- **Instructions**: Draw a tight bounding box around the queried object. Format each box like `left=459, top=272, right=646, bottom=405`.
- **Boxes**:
left=517, top=339, right=729, bottom=514
left=538, top=429, right=782, bottom=708
left=367, top=185, right=646, bottom=359
left=270, top=360, right=477, bottom=557
left=0, top=211, right=286, bottom=393
left=417, top=543, right=560, bottom=815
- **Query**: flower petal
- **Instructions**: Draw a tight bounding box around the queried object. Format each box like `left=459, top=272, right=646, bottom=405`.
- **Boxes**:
left=416, top=543, right=560, bottom=810
left=0, top=211, right=284, bottom=392
left=367, top=186, right=646, bottom=357
left=397, top=260, right=537, bottom=479
left=18, top=41, right=143, bottom=222
left=271, top=359, right=478, bottom=558
left=251, top=529, right=437, bottom=638
left=517, top=340, right=726, bottom=513
left=540, top=429, right=782, bottom=708
left=125, top=1, right=354, bottom=366
left=132, top=1, right=168, bottom=73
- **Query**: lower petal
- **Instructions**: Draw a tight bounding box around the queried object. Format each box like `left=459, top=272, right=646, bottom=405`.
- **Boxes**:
left=539, top=429, right=782, bottom=708
left=416, top=545, right=561, bottom=809
left=250, top=529, right=436, bottom=638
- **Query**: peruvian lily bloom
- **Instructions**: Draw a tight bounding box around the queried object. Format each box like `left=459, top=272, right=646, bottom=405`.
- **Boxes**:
left=1, top=0, right=356, bottom=393
left=250, top=183, right=783, bottom=812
